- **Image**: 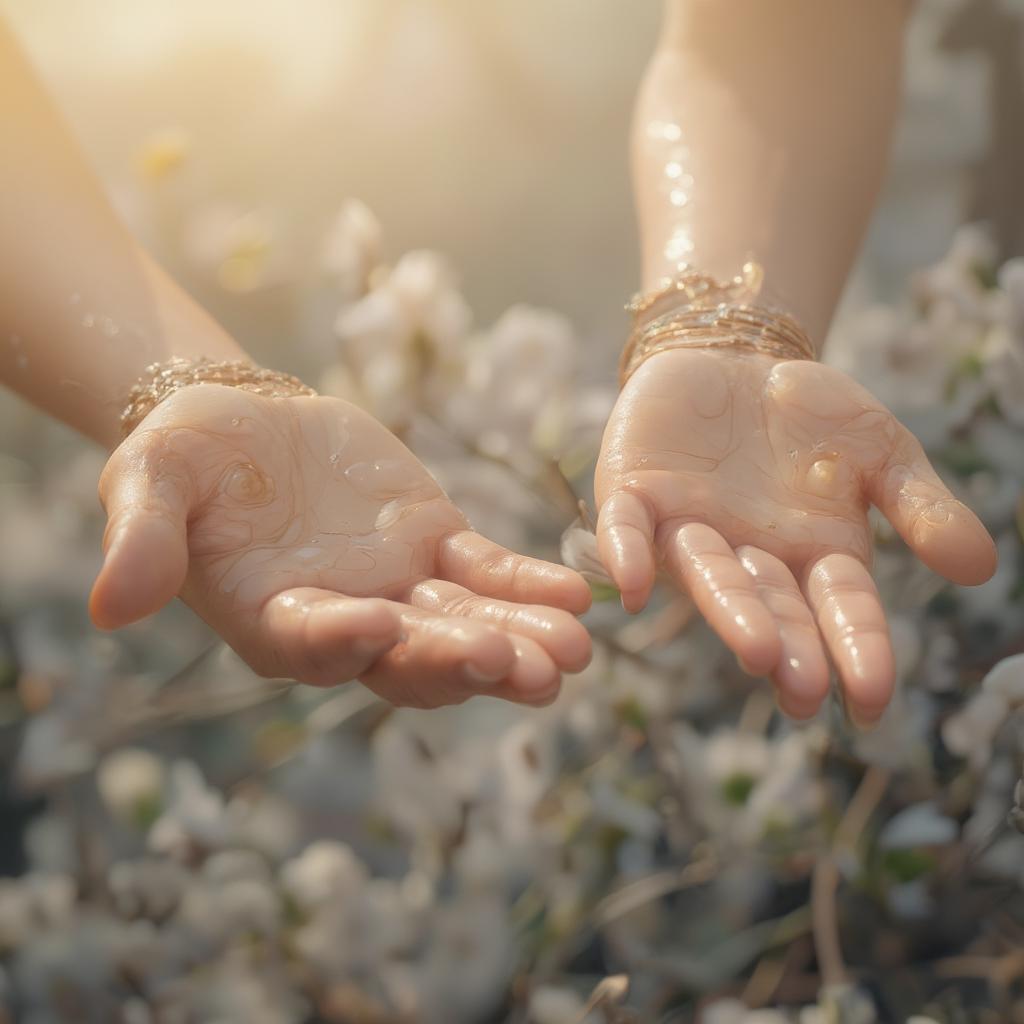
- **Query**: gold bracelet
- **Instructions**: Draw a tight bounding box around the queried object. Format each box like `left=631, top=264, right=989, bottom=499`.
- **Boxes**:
left=121, top=356, right=317, bottom=436
left=620, top=262, right=816, bottom=385
left=626, top=260, right=766, bottom=320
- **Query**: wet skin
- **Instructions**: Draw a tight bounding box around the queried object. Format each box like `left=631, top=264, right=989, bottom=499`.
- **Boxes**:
left=90, top=385, right=592, bottom=708
left=596, top=348, right=997, bottom=725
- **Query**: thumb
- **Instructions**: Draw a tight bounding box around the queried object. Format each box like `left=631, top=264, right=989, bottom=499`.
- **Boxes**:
left=868, top=422, right=997, bottom=587
left=89, top=440, right=193, bottom=629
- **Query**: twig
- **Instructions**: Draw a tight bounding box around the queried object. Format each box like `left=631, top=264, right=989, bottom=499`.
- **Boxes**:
left=811, top=856, right=845, bottom=987
left=591, top=856, right=718, bottom=928
left=811, top=764, right=891, bottom=987
left=575, top=975, right=629, bottom=1024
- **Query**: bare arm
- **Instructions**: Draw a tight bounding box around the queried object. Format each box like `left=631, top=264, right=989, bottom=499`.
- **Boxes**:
left=596, top=0, right=994, bottom=727
left=0, top=18, right=592, bottom=705
left=0, top=18, right=245, bottom=449
left=635, top=0, right=910, bottom=343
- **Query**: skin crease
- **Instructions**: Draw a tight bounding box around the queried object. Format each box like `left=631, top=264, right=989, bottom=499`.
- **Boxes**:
left=92, top=385, right=592, bottom=708
left=600, top=0, right=996, bottom=726
left=0, top=19, right=592, bottom=709
left=596, top=348, right=996, bottom=724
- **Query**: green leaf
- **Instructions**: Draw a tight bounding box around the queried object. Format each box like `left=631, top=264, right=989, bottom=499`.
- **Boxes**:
left=589, top=581, right=620, bottom=603
left=882, top=847, right=935, bottom=883
left=721, top=772, right=756, bottom=807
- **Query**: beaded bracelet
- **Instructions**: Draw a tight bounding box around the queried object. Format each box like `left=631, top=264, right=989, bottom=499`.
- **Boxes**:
left=121, top=356, right=316, bottom=436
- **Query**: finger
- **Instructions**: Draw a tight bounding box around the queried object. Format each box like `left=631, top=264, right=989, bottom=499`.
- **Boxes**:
left=89, top=436, right=194, bottom=630
left=252, top=588, right=404, bottom=686
left=736, top=546, right=830, bottom=719
left=868, top=422, right=996, bottom=586
left=596, top=490, right=657, bottom=612
left=400, top=578, right=591, bottom=672
left=801, top=552, right=895, bottom=727
left=358, top=610, right=521, bottom=709
left=658, top=521, right=781, bottom=676
left=437, top=531, right=592, bottom=615
left=499, top=635, right=562, bottom=705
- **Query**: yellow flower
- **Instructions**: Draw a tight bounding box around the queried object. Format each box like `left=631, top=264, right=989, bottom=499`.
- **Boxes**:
left=136, top=127, right=190, bottom=181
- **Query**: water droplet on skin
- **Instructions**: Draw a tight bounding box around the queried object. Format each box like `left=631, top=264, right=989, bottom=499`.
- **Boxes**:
left=101, top=317, right=120, bottom=337
left=81, top=313, right=95, bottom=329
left=15, top=354, right=28, bottom=370
left=231, top=417, right=241, bottom=427
left=328, top=453, right=341, bottom=466
left=638, top=456, right=649, bottom=466
left=805, top=456, right=850, bottom=498
left=374, top=498, right=406, bottom=531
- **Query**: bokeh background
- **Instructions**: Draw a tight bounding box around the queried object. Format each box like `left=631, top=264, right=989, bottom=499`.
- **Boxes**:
left=1, top=2, right=1023, bottom=1022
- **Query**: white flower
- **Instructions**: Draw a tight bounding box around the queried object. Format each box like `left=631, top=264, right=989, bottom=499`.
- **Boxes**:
left=447, top=305, right=581, bottom=457
left=108, top=858, right=185, bottom=921
left=418, top=894, right=514, bottom=1024
left=878, top=802, right=958, bottom=848
left=96, top=748, right=164, bottom=825
left=957, top=530, right=1021, bottom=630
left=202, top=849, right=271, bottom=886
left=334, top=249, right=470, bottom=426
left=981, top=652, right=1024, bottom=705
left=217, top=878, right=281, bottom=937
left=560, top=519, right=613, bottom=586
left=321, top=198, right=382, bottom=298
left=371, top=719, right=464, bottom=841
left=981, top=323, right=1024, bottom=427
left=280, top=840, right=367, bottom=912
left=673, top=725, right=823, bottom=845
left=528, top=984, right=584, bottom=1024
left=702, top=998, right=792, bottom=1024
left=147, top=761, right=228, bottom=857
left=225, top=790, right=300, bottom=861
left=941, top=691, right=1011, bottom=770
left=853, top=690, right=936, bottom=770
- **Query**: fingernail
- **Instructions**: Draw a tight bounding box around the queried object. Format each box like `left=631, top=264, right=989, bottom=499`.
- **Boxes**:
left=524, top=684, right=560, bottom=707
left=848, top=707, right=881, bottom=732
left=465, top=662, right=504, bottom=687
left=777, top=696, right=819, bottom=722
left=738, top=655, right=759, bottom=676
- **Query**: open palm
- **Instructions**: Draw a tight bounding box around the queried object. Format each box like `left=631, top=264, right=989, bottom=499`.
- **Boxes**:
left=91, top=385, right=591, bottom=708
left=596, top=348, right=996, bottom=724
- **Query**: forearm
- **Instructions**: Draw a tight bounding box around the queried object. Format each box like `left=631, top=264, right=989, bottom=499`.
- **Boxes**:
left=0, top=19, right=246, bottom=449
left=634, top=0, right=911, bottom=347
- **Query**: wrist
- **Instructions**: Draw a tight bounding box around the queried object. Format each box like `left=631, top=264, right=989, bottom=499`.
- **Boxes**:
left=119, top=357, right=316, bottom=440
left=619, top=263, right=817, bottom=387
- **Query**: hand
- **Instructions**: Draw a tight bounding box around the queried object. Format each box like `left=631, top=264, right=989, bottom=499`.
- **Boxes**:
left=595, top=348, right=996, bottom=725
left=90, top=385, right=591, bottom=708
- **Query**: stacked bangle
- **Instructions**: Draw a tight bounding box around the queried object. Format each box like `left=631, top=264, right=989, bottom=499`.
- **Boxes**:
left=121, top=356, right=316, bottom=436
left=619, top=262, right=816, bottom=386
